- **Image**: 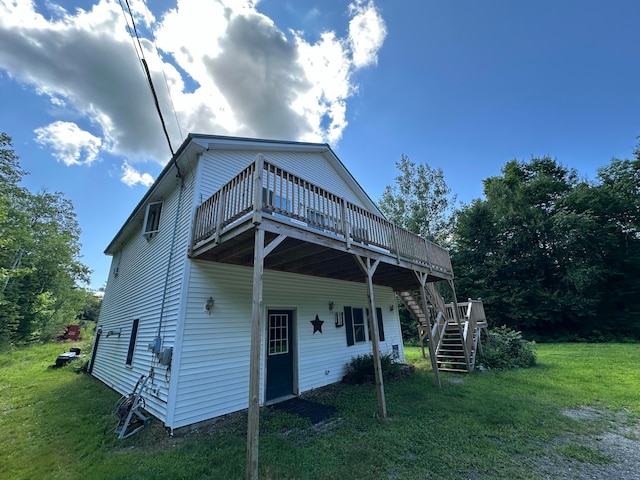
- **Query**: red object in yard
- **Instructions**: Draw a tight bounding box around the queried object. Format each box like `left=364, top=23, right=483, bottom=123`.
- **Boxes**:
left=56, top=325, right=81, bottom=341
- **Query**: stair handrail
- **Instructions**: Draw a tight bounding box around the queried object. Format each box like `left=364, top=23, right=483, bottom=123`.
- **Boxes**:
left=431, top=310, right=447, bottom=356
left=463, top=300, right=476, bottom=371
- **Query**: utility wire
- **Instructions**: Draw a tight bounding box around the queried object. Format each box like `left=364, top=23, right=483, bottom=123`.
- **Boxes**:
left=141, top=57, right=176, bottom=159
left=118, top=0, right=146, bottom=80
left=119, top=0, right=176, bottom=159
left=140, top=0, right=184, bottom=143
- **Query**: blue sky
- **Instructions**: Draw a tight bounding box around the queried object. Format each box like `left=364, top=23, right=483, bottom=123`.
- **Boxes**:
left=1, top=0, right=639, bottom=290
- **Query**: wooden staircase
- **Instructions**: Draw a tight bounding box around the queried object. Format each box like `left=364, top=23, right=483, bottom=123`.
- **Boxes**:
left=398, top=289, right=488, bottom=376
left=437, top=322, right=469, bottom=372
left=397, top=290, right=431, bottom=360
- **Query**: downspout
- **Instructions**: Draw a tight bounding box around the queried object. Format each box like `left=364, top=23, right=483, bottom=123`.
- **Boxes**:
left=165, top=150, right=205, bottom=431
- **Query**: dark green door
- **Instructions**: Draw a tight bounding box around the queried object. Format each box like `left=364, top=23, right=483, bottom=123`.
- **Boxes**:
left=266, top=310, right=294, bottom=401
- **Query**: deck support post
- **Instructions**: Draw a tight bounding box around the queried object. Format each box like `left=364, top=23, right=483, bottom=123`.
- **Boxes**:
left=354, top=255, right=387, bottom=419
left=417, top=272, right=442, bottom=388
left=392, top=225, right=401, bottom=264
left=252, top=154, right=265, bottom=225
left=341, top=198, right=352, bottom=250
left=246, top=227, right=265, bottom=480
left=214, top=190, right=226, bottom=244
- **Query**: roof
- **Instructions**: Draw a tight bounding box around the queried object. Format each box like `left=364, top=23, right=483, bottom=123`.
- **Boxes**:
left=104, top=134, right=383, bottom=255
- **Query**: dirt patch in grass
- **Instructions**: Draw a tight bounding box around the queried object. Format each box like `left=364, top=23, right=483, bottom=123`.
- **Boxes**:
left=106, top=408, right=249, bottom=455
left=531, top=406, right=640, bottom=480
left=115, top=388, right=346, bottom=453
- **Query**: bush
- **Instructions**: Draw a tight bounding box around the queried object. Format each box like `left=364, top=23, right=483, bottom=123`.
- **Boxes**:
left=476, top=326, right=537, bottom=370
left=343, top=353, right=402, bottom=384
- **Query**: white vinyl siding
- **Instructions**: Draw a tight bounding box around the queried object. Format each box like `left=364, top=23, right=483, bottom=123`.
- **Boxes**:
left=196, top=149, right=372, bottom=214
left=171, top=261, right=403, bottom=429
left=93, top=137, right=401, bottom=431
left=92, top=169, right=196, bottom=423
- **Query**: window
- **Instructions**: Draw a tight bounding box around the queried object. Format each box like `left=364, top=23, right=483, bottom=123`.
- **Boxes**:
left=307, top=208, right=338, bottom=232
left=142, top=202, right=162, bottom=239
left=367, top=307, right=385, bottom=342
left=353, top=227, right=369, bottom=244
left=262, top=188, right=290, bottom=212
left=345, top=306, right=385, bottom=346
left=268, top=313, right=289, bottom=355
left=344, top=307, right=366, bottom=346
left=306, top=208, right=326, bottom=230
left=125, top=318, right=140, bottom=366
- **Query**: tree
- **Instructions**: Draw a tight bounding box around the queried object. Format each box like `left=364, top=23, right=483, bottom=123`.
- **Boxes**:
left=0, top=133, right=29, bottom=290
left=583, top=156, right=640, bottom=338
left=79, top=291, right=102, bottom=323
left=0, top=133, right=90, bottom=349
left=453, top=153, right=640, bottom=341
left=378, top=154, right=457, bottom=244
left=453, top=157, right=582, bottom=337
left=379, top=155, right=458, bottom=343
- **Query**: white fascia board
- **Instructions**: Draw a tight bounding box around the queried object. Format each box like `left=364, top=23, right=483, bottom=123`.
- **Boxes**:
left=104, top=138, right=205, bottom=255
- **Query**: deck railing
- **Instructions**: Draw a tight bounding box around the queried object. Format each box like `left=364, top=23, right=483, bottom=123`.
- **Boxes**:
left=192, top=155, right=453, bottom=275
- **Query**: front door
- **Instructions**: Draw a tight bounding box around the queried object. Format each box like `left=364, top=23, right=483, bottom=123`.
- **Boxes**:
left=266, top=310, right=294, bottom=401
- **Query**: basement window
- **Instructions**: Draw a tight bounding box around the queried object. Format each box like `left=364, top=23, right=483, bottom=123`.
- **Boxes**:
left=345, top=307, right=386, bottom=347
left=367, top=307, right=385, bottom=342
left=125, top=318, right=140, bottom=366
left=142, top=202, right=162, bottom=239
left=344, top=307, right=366, bottom=346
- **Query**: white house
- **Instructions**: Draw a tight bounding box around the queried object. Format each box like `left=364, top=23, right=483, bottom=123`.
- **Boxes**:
left=89, top=134, right=461, bottom=438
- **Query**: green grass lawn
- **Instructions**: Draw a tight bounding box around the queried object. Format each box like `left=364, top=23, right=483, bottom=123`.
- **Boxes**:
left=1, top=342, right=638, bottom=479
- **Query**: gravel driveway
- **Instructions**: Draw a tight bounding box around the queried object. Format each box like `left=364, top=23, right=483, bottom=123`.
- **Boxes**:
left=531, top=407, right=640, bottom=480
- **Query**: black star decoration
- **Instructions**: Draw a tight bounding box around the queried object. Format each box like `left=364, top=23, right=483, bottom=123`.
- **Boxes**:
left=310, top=314, right=324, bottom=334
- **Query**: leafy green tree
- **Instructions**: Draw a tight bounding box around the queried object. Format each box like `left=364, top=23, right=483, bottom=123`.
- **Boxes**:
left=379, top=155, right=458, bottom=343
left=378, top=154, right=457, bottom=244
left=582, top=156, right=640, bottom=338
left=453, top=152, right=640, bottom=341
left=0, top=133, right=29, bottom=292
left=0, top=133, right=28, bottom=346
left=78, top=291, right=102, bottom=323
left=0, top=133, right=90, bottom=349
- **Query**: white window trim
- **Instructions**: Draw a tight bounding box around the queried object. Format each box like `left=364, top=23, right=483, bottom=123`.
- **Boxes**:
left=142, top=201, right=163, bottom=239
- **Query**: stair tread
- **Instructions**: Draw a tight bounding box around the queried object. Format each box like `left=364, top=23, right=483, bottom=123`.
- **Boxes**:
left=399, top=289, right=479, bottom=375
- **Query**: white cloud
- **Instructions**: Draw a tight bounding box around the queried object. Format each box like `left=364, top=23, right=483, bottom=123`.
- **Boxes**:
left=348, top=0, right=387, bottom=68
left=34, top=121, right=102, bottom=166
left=49, top=96, right=66, bottom=107
left=0, top=0, right=387, bottom=168
left=120, top=160, right=154, bottom=187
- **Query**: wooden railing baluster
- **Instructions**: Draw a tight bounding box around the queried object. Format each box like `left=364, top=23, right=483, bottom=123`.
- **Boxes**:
left=191, top=159, right=453, bottom=276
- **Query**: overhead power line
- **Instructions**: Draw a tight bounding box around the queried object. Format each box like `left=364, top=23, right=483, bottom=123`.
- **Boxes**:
left=118, top=0, right=180, bottom=161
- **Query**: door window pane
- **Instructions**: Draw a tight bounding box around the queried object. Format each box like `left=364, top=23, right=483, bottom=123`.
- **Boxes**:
left=269, top=313, right=289, bottom=355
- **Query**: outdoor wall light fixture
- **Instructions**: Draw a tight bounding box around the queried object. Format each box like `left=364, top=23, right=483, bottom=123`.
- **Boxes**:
left=106, top=328, right=122, bottom=338
left=328, top=301, right=334, bottom=312
left=389, top=304, right=395, bottom=312
left=205, top=296, right=215, bottom=315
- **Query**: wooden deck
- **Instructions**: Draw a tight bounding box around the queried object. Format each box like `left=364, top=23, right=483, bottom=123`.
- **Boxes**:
left=190, top=155, right=453, bottom=290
